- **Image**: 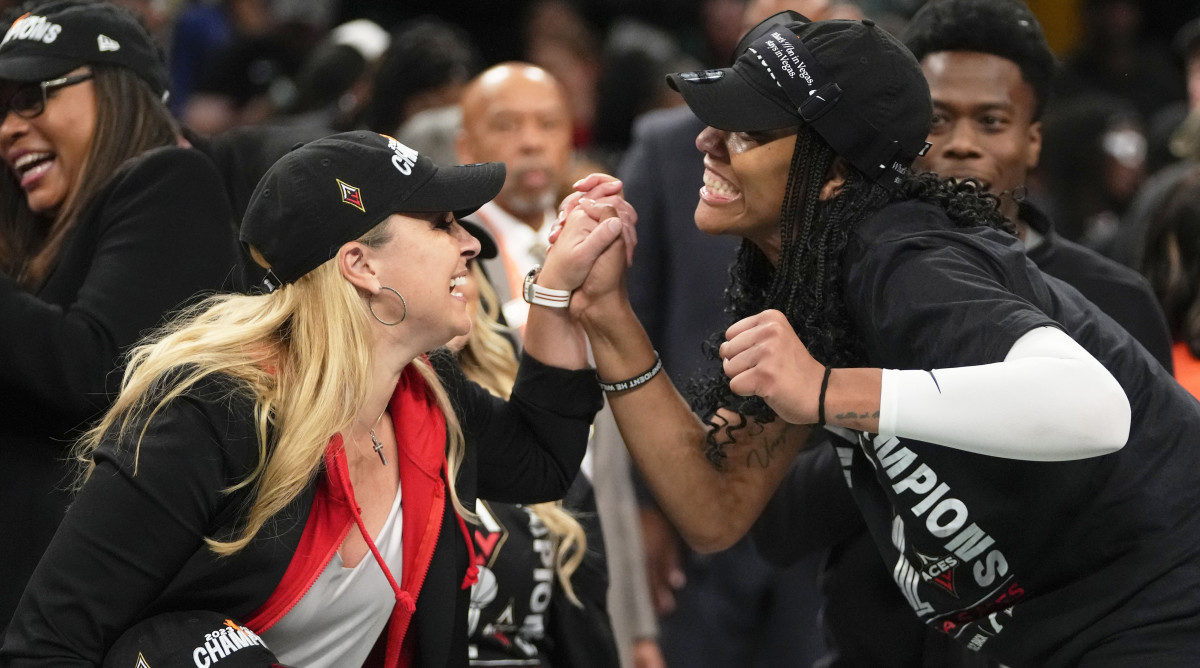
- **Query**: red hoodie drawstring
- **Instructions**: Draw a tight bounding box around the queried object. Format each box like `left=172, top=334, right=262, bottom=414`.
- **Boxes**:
left=456, top=510, right=479, bottom=589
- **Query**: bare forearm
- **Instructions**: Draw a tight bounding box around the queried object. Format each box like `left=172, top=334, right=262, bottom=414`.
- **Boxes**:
left=583, top=300, right=809, bottom=551
left=523, top=305, right=590, bottom=370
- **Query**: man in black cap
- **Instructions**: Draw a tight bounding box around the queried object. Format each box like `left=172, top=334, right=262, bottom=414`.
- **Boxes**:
left=565, top=10, right=1200, bottom=666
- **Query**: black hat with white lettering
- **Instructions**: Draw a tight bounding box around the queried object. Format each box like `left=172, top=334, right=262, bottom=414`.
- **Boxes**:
left=240, top=130, right=505, bottom=293
left=0, top=0, right=168, bottom=95
left=102, top=610, right=293, bottom=668
left=666, top=12, right=932, bottom=190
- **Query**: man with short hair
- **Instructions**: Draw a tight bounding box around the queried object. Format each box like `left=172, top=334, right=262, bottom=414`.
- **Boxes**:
left=456, top=62, right=573, bottom=329
left=905, top=0, right=1173, bottom=371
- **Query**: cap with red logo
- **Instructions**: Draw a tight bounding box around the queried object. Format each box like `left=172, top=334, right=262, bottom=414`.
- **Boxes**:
left=239, top=130, right=505, bottom=293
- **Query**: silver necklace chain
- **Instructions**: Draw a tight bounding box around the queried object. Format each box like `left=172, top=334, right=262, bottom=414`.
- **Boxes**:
left=356, top=405, right=389, bottom=466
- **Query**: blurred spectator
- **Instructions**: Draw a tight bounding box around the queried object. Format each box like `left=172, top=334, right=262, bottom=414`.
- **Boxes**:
left=698, top=0, right=748, bottom=63
left=457, top=62, right=573, bottom=327
left=1033, top=94, right=1147, bottom=256
left=179, top=1, right=318, bottom=136
left=1145, top=17, right=1200, bottom=170
left=445, top=243, right=620, bottom=668
left=588, top=18, right=698, bottom=171
left=184, top=123, right=332, bottom=224
left=360, top=16, right=480, bottom=136
left=396, top=105, right=463, bottom=169
left=1135, top=15, right=1200, bottom=172
left=274, top=18, right=389, bottom=131
left=168, top=0, right=237, bottom=116
left=1055, top=0, right=1184, bottom=123
left=523, top=0, right=601, bottom=148
left=1136, top=165, right=1200, bottom=397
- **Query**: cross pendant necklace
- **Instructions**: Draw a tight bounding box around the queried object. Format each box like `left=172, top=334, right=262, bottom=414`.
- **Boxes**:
left=368, top=429, right=388, bottom=466
left=358, top=406, right=389, bottom=466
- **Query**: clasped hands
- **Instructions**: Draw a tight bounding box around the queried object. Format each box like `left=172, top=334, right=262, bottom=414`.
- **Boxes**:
left=536, top=173, right=637, bottom=313
left=541, top=175, right=828, bottom=426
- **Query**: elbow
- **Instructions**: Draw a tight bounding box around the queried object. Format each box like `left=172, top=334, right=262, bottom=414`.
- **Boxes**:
left=1071, top=374, right=1131, bottom=457
left=1091, top=381, right=1131, bottom=455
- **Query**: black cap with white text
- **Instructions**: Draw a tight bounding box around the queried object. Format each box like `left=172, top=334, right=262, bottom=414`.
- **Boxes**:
left=0, top=1, right=168, bottom=95
left=667, top=12, right=932, bottom=190
left=240, top=130, right=505, bottom=292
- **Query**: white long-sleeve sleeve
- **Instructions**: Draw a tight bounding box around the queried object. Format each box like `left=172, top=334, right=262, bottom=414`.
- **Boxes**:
left=877, top=326, right=1131, bottom=461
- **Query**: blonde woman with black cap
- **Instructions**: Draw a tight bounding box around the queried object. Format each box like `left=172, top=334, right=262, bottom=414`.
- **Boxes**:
left=564, top=11, right=1200, bottom=666
left=0, top=0, right=237, bottom=632
left=1, top=131, right=623, bottom=667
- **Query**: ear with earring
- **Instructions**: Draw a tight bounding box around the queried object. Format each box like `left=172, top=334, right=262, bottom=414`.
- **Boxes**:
left=369, top=286, right=407, bottom=325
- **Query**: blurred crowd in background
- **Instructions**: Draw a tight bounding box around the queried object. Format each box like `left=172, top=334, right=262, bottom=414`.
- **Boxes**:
left=0, top=0, right=1190, bottom=264
left=0, top=0, right=1178, bottom=263
left=7, top=0, right=1200, bottom=665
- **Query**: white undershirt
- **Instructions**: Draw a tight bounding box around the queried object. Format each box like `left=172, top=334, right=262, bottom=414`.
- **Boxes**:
left=261, top=482, right=404, bottom=668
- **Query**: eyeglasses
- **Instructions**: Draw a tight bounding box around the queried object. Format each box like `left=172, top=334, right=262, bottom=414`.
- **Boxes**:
left=2, top=72, right=94, bottom=120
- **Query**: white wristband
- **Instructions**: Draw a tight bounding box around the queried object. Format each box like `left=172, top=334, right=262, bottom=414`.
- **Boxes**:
left=522, top=265, right=571, bottom=308
left=529, top=283, right=571, bottom=308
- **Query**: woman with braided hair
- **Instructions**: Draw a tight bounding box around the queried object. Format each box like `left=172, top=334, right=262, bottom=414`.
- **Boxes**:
left=562, top=11, right=1200, bottom=667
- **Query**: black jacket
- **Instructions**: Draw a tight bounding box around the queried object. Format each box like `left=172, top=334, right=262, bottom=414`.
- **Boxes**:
left=0, top=352, right=601, bottom=667
left=0, top=146, right=237, bottom=634
left=1021, top=202, right=1173, bottom=372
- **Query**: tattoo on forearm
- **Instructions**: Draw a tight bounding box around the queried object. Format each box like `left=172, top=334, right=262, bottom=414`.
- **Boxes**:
left=834, top=410, right=881, bottom=421
left=744, top=426, right=790, bottom=469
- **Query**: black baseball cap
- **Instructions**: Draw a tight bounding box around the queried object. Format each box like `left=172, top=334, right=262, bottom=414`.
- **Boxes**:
left=103, top=611, right=292, bottom=668
left=240, top=130, right=505, bottom=292
left=0, top=1, right=168, bottom=95
left=666, top=12, right=932, bottom=190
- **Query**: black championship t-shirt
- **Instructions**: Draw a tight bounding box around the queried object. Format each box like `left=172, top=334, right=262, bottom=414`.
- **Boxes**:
left=467, top=500, right=557, bottom=666
left=828, top=200, right=1200, bottom=666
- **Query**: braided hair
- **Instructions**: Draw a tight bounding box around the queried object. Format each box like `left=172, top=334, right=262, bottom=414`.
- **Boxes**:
left=688, top=124, right=1013, bottom=467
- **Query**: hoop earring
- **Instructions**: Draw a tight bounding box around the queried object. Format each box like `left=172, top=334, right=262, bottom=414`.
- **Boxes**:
left=1010, top=184, right=1028, bottom=203
left=369, top=286, right=407, bottom=326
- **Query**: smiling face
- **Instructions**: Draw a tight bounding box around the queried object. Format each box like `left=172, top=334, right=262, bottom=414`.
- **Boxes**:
left=694, top=125, right=798, bottom=260
left=368, top=211, right=481, bottom=349
left=915, top=51, right=1041, bottom=221
left=444, top=261, right=483, bottom=353
left=0, top=67, right=98, bottom=217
